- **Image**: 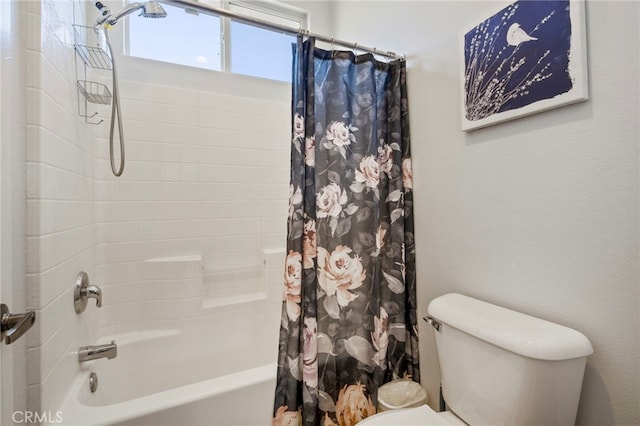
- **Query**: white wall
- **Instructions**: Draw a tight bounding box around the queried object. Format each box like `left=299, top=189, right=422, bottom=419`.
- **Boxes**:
left=287, top=0, right=336, bottom=34
left=332, top=1, right=639, bottom=425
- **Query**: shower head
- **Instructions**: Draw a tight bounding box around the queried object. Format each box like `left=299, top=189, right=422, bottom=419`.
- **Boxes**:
left=139, top=1, right=167, bottom=18
left=95, top=1, right=167, bottom=27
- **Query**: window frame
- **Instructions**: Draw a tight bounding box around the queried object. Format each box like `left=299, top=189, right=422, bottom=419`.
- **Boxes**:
left=124, top=0, right=308, bottom=80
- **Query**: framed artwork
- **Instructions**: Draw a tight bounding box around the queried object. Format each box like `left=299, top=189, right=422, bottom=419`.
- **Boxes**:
left=461, top=0, right=588, bottom=131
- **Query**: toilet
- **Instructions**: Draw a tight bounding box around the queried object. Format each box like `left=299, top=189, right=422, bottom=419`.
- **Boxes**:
left=360, top=293, right=593, bottom=425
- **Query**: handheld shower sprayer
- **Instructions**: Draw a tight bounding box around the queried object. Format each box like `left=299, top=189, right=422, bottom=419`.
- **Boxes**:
left=92, top=1, right=167, bottom=177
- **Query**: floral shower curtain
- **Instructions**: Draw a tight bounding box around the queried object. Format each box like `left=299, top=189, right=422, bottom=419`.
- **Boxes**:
left=273, top=37, right=419, bottom=426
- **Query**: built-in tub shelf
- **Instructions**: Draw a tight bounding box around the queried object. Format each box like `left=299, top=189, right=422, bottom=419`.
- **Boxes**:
left=202, top=292, right=268, bottom=309
left=143, top=255, right=203, bottom=264
left=205, top=263, right=263, bottom=274
left=202, top=260, right=266, bottom=308
left=140, top=250, right=284, bottom=310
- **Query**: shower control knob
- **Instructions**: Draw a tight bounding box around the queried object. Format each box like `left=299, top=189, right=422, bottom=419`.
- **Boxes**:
left=1, top=303, right=36, bottom=345
left=74, top=271, right=103, bottom=313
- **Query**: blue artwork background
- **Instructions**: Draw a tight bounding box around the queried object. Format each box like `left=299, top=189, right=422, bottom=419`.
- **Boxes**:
left=464, top=0, right=573, bottom=120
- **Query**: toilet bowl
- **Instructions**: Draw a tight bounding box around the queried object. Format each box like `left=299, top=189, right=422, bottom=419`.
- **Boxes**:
left=358, top=293, right=593, bottom=426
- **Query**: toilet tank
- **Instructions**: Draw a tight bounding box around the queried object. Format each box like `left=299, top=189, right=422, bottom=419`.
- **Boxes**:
left=427, top=293, right=593, bottom=426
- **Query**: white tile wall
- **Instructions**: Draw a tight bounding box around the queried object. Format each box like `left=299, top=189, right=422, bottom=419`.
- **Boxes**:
left=26, top=0, right=97, bottom=414
left=93, top=76, right=290, bottom=331
left=27, top=0, right=291, bottom=415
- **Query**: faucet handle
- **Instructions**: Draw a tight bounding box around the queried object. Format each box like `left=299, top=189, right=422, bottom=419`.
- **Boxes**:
left=1, top=304, right=36, bottom=345
left=86, top=284, right=102, bottom=308
left=74, top=271, right=103, bottom=313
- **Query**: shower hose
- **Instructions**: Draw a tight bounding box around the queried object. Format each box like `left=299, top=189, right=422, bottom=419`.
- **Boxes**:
left=102, top=28, right=125, bottom=177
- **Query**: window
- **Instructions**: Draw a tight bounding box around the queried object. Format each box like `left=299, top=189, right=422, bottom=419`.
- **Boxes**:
left=126, top=0, right=307, bottom=82
left=128, top=3, right=222, bottom=71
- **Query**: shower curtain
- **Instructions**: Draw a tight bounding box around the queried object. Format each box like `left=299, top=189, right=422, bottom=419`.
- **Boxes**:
left=273, top=37, right=419, bottom=426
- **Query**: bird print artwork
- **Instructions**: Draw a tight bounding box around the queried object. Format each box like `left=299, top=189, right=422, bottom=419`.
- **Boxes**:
left=506, top=23, right=538, bottom=46
left=462, top=0, right=585, bottom=130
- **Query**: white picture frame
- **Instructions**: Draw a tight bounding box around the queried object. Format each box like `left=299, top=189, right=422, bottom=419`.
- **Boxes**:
left=461, top=0, right=588, bottom=131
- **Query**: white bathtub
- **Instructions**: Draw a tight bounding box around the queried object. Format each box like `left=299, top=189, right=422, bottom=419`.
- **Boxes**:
left=56, top=330, right=276, bottom=426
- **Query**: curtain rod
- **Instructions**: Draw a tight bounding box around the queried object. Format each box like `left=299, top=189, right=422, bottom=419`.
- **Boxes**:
left=161, top=0, right=403, bottom=60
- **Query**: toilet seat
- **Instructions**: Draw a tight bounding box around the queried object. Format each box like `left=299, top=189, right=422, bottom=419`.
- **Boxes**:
left=358, top=405, right=464, bottom=425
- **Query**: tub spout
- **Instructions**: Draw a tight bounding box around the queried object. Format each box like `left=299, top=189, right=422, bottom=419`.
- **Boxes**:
left=78, top=341, right=117, bottom=362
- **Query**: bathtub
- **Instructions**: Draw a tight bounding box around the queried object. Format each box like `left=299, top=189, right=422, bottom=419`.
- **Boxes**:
left=56, top=330, right=276, bottom=426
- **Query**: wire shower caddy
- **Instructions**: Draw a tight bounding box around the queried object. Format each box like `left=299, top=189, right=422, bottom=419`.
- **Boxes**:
left=73, top=25, right=112, bottom=124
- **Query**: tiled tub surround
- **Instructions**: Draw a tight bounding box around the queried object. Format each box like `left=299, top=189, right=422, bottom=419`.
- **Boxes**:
left=54, top=251, right=284, bottom=425
left=27, top=0, right=292, bottom=415
left=77, top=72, right=290, bottom=416
left=92, top=76, right=290, bottom=334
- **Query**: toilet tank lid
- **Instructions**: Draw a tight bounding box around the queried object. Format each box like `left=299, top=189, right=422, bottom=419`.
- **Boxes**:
left=427, top=293, right=594, bottom=361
